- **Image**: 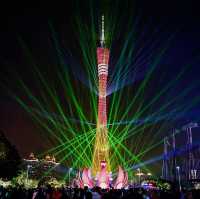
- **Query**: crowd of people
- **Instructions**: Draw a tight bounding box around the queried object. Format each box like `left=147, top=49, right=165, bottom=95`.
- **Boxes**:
left=1, top=185, right=200, bottom=199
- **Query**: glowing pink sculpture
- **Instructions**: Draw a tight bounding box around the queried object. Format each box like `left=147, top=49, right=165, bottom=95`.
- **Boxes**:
left=113, top=166, right=128, bottom=189
left=97, top=161, right=110, bottom=189
left=82, top=168, right=94, bottom=188
left=72, top=170, right=83, bottom=188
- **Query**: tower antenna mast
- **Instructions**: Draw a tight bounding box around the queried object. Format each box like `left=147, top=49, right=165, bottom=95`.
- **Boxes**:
left=100, top=15, right=105, bottom=47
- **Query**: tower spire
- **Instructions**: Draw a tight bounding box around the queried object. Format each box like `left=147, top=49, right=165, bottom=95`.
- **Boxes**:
left=100, top=15, right=105, bottom=47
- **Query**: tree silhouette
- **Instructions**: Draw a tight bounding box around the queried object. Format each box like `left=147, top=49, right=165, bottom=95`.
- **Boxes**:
left=0, top=130, right=21, bottom=179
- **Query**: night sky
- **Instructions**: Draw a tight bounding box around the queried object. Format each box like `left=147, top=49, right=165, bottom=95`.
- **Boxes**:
left=0, top=0, right=200, bottom=174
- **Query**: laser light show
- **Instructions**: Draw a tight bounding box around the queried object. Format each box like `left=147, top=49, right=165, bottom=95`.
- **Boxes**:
left=1, top=0, right=200, bottom=197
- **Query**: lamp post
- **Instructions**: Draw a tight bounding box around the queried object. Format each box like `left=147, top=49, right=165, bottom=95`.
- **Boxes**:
left=147, top=172, right=152, bottom=179
left=26, top=165, right=31, bottom=183
left=68, top=168, right=72, bottom=187
left=136, top=168, right=142, bottom=185
left=176, top=166, right=181, bottom=192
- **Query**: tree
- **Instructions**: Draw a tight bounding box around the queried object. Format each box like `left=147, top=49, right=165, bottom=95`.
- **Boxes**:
left=0, top=130, right=21, bottom=179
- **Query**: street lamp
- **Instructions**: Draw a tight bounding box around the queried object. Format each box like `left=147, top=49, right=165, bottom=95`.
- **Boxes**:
left=26, top=165, right=31, bottom=183
left=136, top=168, right=142, bottom=185
left=176, top=166, right=181, bottom=192
left=68, top=168, right=73, bottom=186
left=147, top=172, right=152, bottom=179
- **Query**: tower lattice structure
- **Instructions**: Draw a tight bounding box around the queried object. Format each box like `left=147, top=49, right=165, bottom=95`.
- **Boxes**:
left=92, top=15, right=110, bottom=175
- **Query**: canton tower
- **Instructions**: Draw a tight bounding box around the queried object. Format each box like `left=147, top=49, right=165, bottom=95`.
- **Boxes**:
left=92, top=15, right=110, bottom=175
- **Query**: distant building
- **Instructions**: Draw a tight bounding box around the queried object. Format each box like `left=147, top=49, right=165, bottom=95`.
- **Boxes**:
left=22, top=153, right=61, bottom=179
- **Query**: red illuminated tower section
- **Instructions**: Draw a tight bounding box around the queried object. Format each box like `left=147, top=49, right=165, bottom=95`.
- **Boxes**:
left=97, top=47, right=109, bottom=126
left=92, top=16, right=110, bottom=175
